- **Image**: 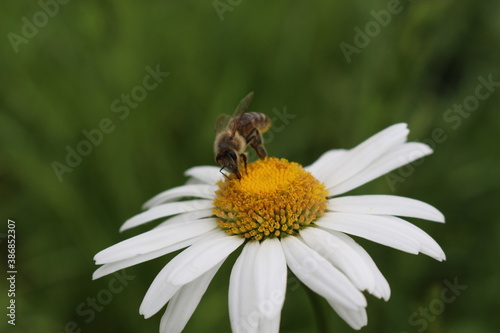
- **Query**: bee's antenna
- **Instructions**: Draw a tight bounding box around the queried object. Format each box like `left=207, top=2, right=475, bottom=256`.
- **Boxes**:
left=219, top=167, right=231, bottom=180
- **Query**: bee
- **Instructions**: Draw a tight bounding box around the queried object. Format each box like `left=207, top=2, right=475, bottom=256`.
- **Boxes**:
left=214, top=92, right=271, bottom=179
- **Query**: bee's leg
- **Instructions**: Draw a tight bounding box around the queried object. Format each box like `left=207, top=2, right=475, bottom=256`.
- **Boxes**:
left=247, top=130, right=268, bottom=159
left=245, top=128, right=258, bottom=141
left=240, top=153, right=248, bottom=174
left=254, top=145, right=267, bottom=159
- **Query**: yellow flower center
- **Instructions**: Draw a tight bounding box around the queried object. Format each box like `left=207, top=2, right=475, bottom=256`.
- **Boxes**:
left=213, top=157, right=328, bottom=241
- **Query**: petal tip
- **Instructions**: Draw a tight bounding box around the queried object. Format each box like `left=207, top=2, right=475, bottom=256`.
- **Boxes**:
left=93, top=254, right=105, bottom=265
left=392, top=122, right=408, bottom=130
left=139, top=305, right=155, bottom=319
left=419, top=143, right=434, bottom=155
left=119, top=222, right=131, bottom=232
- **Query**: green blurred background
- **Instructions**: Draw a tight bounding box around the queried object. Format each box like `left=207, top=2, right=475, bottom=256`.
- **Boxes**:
left=1, top=0, right=499, bottom=332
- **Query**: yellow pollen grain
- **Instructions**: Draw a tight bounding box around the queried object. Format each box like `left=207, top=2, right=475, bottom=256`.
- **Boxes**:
left=213, top=158, right=328, bottom=242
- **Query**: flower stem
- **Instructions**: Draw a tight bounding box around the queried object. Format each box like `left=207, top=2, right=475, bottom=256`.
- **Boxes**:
left=304, top=285, right=329, bottom=333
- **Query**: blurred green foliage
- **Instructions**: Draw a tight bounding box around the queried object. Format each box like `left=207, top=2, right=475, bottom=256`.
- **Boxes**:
left=1, top=0, right=499, bottom=332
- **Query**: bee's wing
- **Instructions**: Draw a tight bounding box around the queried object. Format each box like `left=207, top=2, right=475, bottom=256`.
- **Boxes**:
left=214, top=114, right=232, bottom=134
left=229, top=91, right=254, bottom=137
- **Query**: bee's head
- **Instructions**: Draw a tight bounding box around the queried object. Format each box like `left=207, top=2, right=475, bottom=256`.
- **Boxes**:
left=215, top=150, right=241, bottom=179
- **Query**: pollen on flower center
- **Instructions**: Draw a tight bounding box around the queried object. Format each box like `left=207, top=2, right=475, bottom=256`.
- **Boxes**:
left=213, top=157, right=328, bottom=241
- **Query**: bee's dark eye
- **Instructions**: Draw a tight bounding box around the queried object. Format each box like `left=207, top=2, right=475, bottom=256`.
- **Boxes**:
left=227, top=150, right=237, bottom=161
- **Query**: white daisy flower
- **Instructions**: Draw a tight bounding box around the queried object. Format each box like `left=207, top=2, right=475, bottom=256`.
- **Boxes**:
left=93, top=123, right=445, bottom=332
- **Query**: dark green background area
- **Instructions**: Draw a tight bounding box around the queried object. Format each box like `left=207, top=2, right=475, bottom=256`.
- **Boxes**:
left=1, top=1, right=499, bottom=332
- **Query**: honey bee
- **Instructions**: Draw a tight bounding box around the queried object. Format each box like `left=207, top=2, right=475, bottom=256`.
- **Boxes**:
left=214, top=92, right=271, bottom=179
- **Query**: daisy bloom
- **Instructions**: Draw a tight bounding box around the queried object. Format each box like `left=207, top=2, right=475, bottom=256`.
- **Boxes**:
left=93, top=123, right=445, bottom=332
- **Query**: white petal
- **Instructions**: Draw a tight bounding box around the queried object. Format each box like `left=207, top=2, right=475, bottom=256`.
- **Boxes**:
left=93, top=235, right=202, bottom=280
left=94, top=217, right=217, bottom=264
left=328, top=301, right=367, bottom=330
left=94, top=211, right=213, bottom=279
left=184, top=166, right=223, bottom=185
left=159, top=261, right=222, bottom=333
left=317, top=213, right=446, bottom=261
left=185, top=177, right=205, bottom=185
left=140, top=230, right=242, bottom=318
left=258, top=316, right=280, bottom=333
left=299, top=228, right=376, bottom=294
left=154, top=209, right=214, bottom=229
left=229, top=240, right=286, bottom=333
left=254, top=238, right=287, bottom=319
left=140, top=271, right=182, bottom=319
left=143, top=184, right=217, bottom=209
left=323, top=123, right=409, bottom=189
left=304, top=149, right=347, bottom=183
left=229, top=241, right=260, bottom=333
left=329, top=195, right=445, bottom=222
left=281, top=236, right=366, bottom=310
left=327, top=231, right=390, bottom=300
left=328, top=142, right=432, bottom=196
left=164, top=229, right=244, bottom=286
left=120, top=199, right=213, bottom=231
